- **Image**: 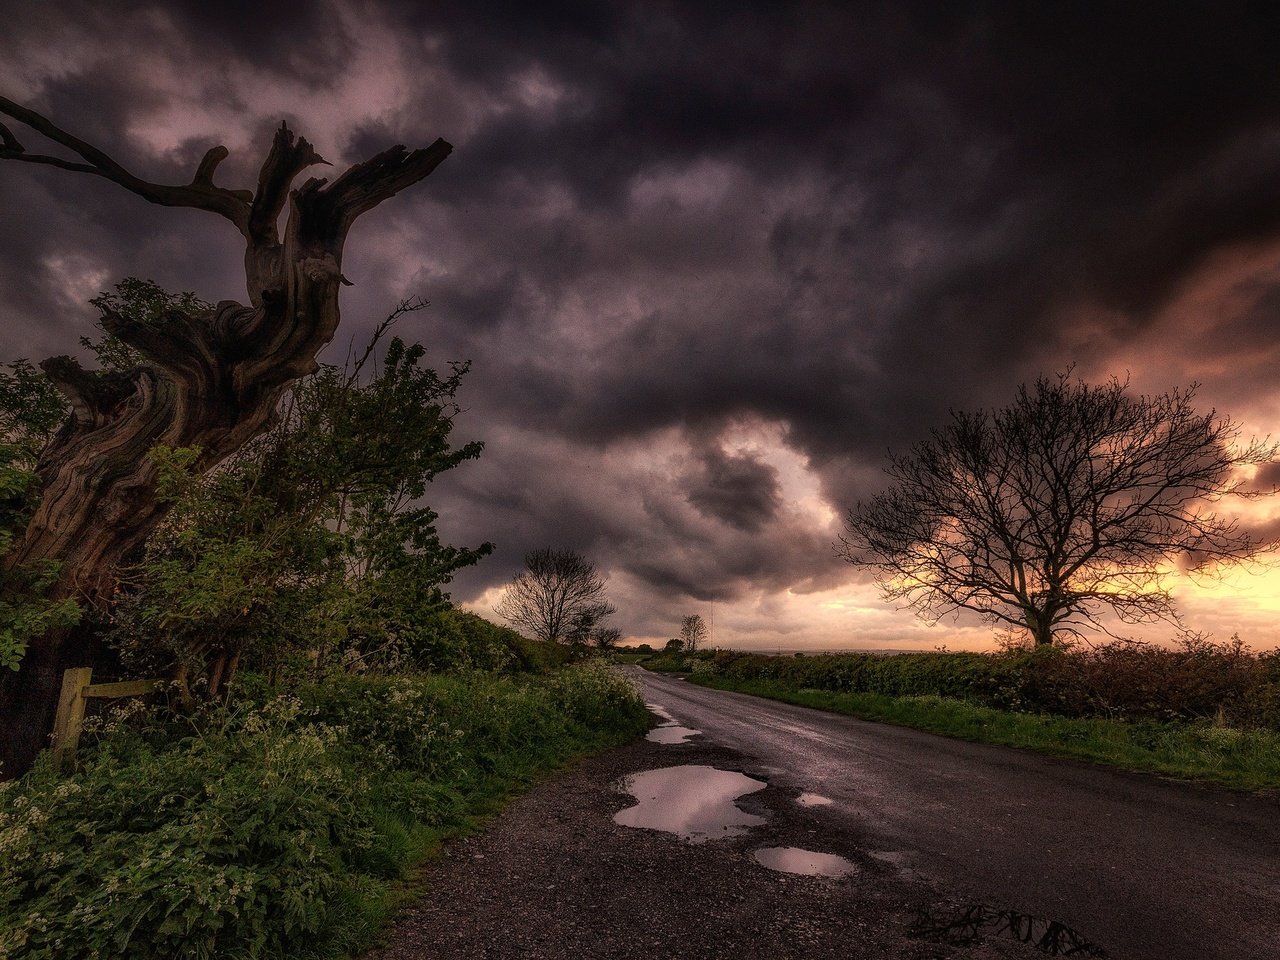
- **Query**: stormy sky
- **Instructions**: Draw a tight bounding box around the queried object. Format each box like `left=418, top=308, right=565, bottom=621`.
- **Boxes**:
left=4, top=1, right=1280, bottom=649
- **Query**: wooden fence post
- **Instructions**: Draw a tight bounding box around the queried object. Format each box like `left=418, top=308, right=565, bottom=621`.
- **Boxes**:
left=51, top=667, right=92, bottom=771
left=49, top=669, right=165, bottom=771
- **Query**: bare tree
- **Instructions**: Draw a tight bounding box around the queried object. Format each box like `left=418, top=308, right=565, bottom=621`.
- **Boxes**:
left=679, top=613, right=708, bottom=653
left=591, top=627, right=623, bottom=651
left=564, top=601, right=619, bottom=647
left=839, top=374, right=1277, bottom=646
left=0, top=97, right=451, bottom=773
left=495, top=547, right=613, bottom=645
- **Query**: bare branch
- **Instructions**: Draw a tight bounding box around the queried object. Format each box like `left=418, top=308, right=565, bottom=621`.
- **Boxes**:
left=39, top=356, right=137, bottom=426
left=329, top=140, right=452, bottom=222
left=247, top=123, right=327, bottom=246
left=0, top=96, right=252, bottom=230
left=348, top=296, right=428, bottom=382
left=297, top=139, right=453, bottom=240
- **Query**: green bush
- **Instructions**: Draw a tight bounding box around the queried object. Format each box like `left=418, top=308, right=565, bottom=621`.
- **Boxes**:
left=397, top=609, right=519, bottom=673
left=641, top=650, right=717, bottom=673
left=0, top=667, right=646, bottom=960
left=393, top=607, right=581, bottom=675
left=706, top=637, right=1280, bottom=729
left=502, top=633, right=576, bottom=673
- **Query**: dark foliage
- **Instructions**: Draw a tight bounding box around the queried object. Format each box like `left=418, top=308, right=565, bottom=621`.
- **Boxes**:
left=707, top=637, right=1280, bottom=729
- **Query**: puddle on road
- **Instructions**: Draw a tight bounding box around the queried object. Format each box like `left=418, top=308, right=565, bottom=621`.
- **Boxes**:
left=645, top=702, right=676, bottom=723
left=912, top=903, right=1109, bottom=957
left=647, top=725, right=701, bottom=744
left=644, top=702, right=701, bottom=744
left=796, top=792, right=832, bottom=807
left=752, top=846, right=856, bottom=877
left=614, top=765, right=766, bottom=842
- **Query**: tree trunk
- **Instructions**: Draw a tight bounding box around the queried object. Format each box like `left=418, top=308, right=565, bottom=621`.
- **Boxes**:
left=0, top=102, right=451, bottom=776
left=1024, top=609, right=1054, bottom=647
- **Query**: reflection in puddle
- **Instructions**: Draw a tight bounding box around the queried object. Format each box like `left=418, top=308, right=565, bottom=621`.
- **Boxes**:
left=644, top=702, right=700, bottom=744
left=645, top=702, right=676, bottom=723
left=753, top=846, right=856, bottom=877
left=615, top=765, right=766, bottom=842
left=796, top=792, right=832, bottom=807
left=913, top=904, right=1109, bottom=957
left=647, top=725, right=701, bottom=744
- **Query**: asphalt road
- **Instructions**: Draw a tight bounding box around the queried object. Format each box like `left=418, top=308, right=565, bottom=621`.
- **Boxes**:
left=368, top=679, right=1033, bottom=960
left=635, top=669, right=1280, bottom=960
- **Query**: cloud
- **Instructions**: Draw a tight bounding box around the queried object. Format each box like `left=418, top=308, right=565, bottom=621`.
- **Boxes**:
left=685, top=444, right=781, bottom=533
left=5, top=1, right=1280, bottom=647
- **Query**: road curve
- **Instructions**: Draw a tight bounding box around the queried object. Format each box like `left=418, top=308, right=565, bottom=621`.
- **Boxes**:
left=635, top=668, right=1280, bottom=960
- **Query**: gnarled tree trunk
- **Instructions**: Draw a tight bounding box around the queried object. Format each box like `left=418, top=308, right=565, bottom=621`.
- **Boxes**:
left=0, top=97, right=451, bottom=775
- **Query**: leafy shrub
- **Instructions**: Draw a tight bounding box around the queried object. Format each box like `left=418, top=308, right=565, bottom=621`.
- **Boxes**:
left=1, top=361, right=82, bottom=671
left=104, top=301, right=492, bottom=701
left=707, top=637, right=1280, bottom=729
left=641, top=650, right=716, bottom=673
left=397, top=609, right=519, bottom=673
left=0, top=668, right=647, bottom=960
left=0, top=696, right=371, bottom=959
left=502, top=632, right=576, bottom=673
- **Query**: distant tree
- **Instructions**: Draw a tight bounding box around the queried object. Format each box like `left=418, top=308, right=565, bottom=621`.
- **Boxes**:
left=679, top=614, right=709, bottom=653
left=495, top=547, right=612, bottom=645
left=592, top=627, right=623, bottom=651
left=840, top=374, right=1277, bottom=646
left=663, top=638, right=684, bottom=653
left=633, top=643, right=656, bottom=654
left=565, top=600, right=619, bottom=648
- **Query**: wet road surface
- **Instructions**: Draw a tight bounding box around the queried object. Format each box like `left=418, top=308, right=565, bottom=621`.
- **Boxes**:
left=636, top=668, right=1280, bottom=960
left=367, top=695, right=1033, bottom=960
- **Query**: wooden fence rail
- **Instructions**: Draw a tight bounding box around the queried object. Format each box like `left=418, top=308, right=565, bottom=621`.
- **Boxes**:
left=51, top=668, right=164, bottom=770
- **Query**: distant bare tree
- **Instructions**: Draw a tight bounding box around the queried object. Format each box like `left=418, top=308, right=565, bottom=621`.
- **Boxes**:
left=495, top=547, right=612, bottom=645
left=840, top=374, right=1277, bottom=646
left=592, top=626, right=623, bottom=651
left=566, top=600, right=619, bottom=647
left=679, top=614, right=708, bottom=653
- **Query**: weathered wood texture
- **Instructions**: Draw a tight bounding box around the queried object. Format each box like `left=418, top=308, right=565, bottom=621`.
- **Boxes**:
left=0, top=98, right=451, bottom=775
left=50, top=668, right=163, bottom=769
left=49, top=667, right=92, bottom=771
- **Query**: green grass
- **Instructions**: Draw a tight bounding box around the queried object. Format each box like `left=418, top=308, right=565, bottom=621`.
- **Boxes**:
left=692, top=675, right=1280, bottom=792
left=613, top=652, right=651, bottom=665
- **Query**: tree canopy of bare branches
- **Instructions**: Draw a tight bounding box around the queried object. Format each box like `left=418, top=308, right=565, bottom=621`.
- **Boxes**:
left=839, top=374, right=1277, bottom=645
left=679, top=613, right=708, bottom=653
left=495, top=547, right=614, bottom=645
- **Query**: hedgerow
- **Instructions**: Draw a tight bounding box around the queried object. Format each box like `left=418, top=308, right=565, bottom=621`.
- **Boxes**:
left=703, top=637, right=1280, bottom=729
left=0, top=664, right=646, bottom=960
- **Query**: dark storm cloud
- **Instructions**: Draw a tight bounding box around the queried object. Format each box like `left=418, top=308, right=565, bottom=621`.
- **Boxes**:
left=385, top=0, right=1280, bottom=474
left=686, top=446, right=782, bottom=533
left=5, top=0, right=1280, bottom=644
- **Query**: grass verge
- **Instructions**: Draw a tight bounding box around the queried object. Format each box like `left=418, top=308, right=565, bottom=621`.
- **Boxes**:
left=1, top=664, right=648, bottom=960
left=691, top=675, right=1280, bottom=792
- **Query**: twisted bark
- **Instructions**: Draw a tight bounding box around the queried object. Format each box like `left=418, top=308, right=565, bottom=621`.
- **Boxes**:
left=0, top=99, right=451, bottom=774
